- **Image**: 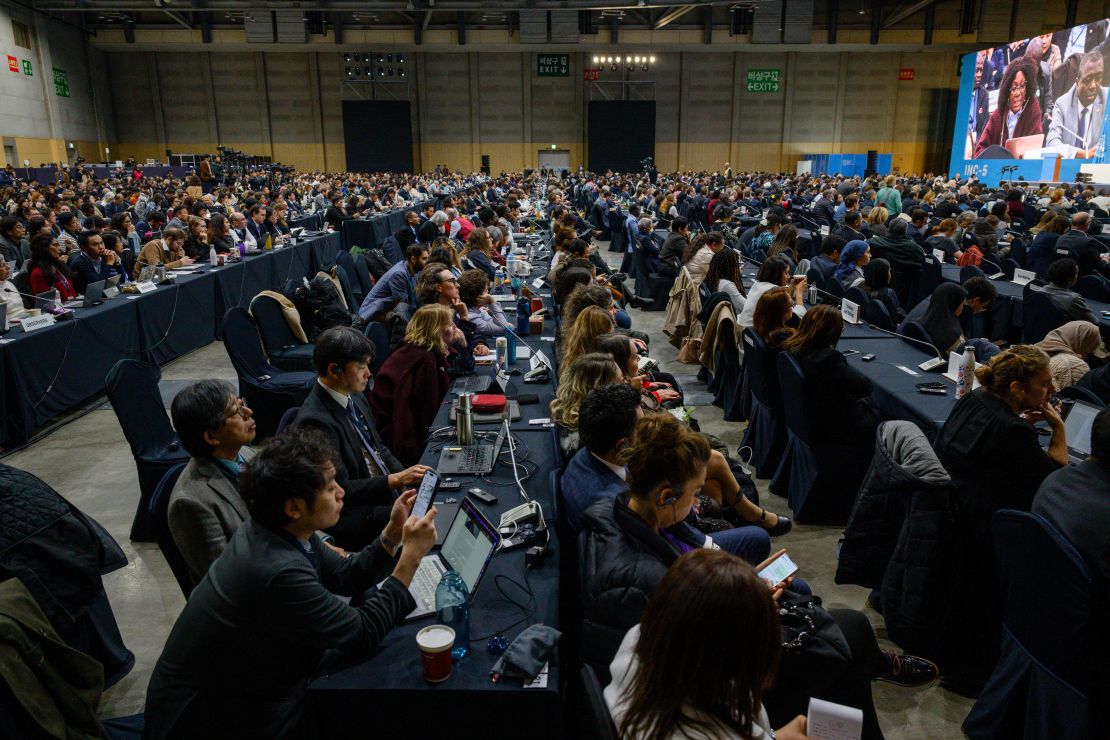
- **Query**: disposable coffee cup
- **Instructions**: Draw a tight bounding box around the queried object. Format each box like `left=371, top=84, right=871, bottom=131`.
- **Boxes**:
left=417, top=625, right=455, bottom=683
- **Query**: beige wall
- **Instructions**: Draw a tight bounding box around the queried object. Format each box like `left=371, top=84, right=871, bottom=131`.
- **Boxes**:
left=98, top=49, right=958, bottom=175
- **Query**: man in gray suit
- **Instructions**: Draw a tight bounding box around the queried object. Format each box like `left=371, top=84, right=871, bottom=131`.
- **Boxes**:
left=1042, top=258, right=1100, bottom=324
left=168, top=380, right=257, bottom=585
left=1047, top=51, right=1107, bottom=158
left=144, top=428, right=437, bottom=738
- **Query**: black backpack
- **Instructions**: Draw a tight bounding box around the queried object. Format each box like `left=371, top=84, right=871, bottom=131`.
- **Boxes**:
left=286, top=276, right=352, bottom=340
left=363, top=248, right=392, bottom=281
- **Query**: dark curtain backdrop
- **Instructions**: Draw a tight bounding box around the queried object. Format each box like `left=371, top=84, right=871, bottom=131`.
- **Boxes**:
left=587, top=101, right=656, bottom=173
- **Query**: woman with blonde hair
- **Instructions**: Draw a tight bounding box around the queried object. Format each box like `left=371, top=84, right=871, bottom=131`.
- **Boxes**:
left=551, top=352, right=623, bottom=458
left=369, top=303, right=458, bottom=464
left=866, top=205, right=890, bottom=238
left=560, top=305, right=617, bottom=377
left=1034, top=320, right=1102, bottom=391
left=462, top=226, right=496, bottom=279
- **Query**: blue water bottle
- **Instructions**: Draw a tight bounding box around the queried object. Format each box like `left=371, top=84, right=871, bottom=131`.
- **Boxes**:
left=504, top=327, right=517, bottom=365
left=515, top=296, right=531, bottom=337
left=435, top=570, right=470, bottom=660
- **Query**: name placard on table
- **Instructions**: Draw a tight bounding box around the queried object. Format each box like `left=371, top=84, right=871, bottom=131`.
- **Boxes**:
left=21, top=313, right=56, bottom=333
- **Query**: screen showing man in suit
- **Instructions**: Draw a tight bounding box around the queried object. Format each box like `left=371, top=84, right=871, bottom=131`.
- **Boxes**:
left=956, top=18, right=1110, bottom=162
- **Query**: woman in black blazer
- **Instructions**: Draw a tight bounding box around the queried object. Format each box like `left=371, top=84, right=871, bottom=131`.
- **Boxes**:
left=783, top=304, right=878, bottom=443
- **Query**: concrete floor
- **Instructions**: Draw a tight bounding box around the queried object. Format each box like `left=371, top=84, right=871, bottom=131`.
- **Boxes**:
left=2, top=259, right=973, bottom=737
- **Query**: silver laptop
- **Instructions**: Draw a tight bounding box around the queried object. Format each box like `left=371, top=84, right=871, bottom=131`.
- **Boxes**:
left=437, top=424, right=508, bottom=475
left=1064, top=400, right=1100, bottom=461
left=405, top=497, right=501, bottom=619
left=62, top=279, right=106, bottom=309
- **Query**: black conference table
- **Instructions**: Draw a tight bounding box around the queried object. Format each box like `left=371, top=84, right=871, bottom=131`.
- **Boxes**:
left=339, top=191, right=466, bottom=251
left=307, top=275, right=563, bottom=739
left=0, top=232, right=343, bottom=447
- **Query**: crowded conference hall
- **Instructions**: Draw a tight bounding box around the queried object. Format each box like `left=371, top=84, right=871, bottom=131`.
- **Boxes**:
left=3, top=1, right=1110, bottom=739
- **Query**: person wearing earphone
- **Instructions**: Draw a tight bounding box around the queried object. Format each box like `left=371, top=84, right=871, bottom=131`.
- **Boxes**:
left=293, top=326, right=432, bottom=550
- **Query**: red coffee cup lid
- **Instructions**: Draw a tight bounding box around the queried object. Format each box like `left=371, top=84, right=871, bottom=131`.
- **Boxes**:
left=417, top=625, right=455, bottom=653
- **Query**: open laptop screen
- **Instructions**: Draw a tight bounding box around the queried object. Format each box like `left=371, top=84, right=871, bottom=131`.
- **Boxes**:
left=440, top=499, right=499, bottom=592
left=1064, top=401, right=1100, bottom=459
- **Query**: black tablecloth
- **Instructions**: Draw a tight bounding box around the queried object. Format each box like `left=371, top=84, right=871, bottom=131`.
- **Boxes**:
left=0, top=233, right=343, bottom=447
left=307, top=289, right=563, bottom=739
left=340, top=196, right=453, bottom=252
left=838, top=323, right=956, bottom=436
left=290, top=213, right=322, bottom=231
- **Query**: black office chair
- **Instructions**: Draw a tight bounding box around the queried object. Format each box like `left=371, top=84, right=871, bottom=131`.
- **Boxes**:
left=916, top=254, right=943, bottom=305
left=899, top=320, right=936, bottom=353
left=845, top=286, right=870, bottom=307
left=147, top=462, right=193, bottom=598
left=222, top=307, right=314, bottom=439
left=248, top=293, right=315, bottom=372
left=331, top=264, right=360, bottom=315
left=1057, top=385, right=1105, bottom=406
left=739, top=329, right=787, bottom=478
left=382, top=234, right=403, bottom=265
left=825, top=275, right=846, bottom=300
left=1000, top=257, right=1020, bottom=280
left=1022, top=289, right=1068, bottom=343
left=579, top=665, right=618, bottom=740
left=963, top=511, right=1099, bottom=739
left=363, top=321, right=392, bottom=374
left=335, top=251, right=366, bottom=305
left=1008, top=237, right=1027, bottom=267
left=349, top=251, right=375, bottom=298
left=630, top=248, right=674, bottom=311
left=806, top=267, right=825, bottom=290
left=863, top=299, right=895, bottom=331
left=276, top=406, right=301, bottom=435
left=1074, top=274, right=1110, bottom=302
left=771, top=353, right=869, bottom=524
left=550, top=470, right=582, bottom=666
left=105, top=359, right=190, bottom=542
left=961, top=264, right=986, bottom=281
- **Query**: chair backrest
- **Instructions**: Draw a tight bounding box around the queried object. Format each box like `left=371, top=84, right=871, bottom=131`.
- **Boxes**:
left=222, top=307, right=280, bottom=382
left=863, top=298, right=895, bottom=331
left=991, top=510, right=1097, bottom=691
left=845, top=286, right=870, bottom=307
left=104, top=359, right=178, bottom=459
left=1074, top=274, right=1110, bottom=302
left=1000, top=257, right=1020, bottom=280
left=1023, top=289, right=1068, bottom=343
left=12, top=271, right=32, bottom=308
left=1058, top=384, right=1105, bottom=406
left=579, top=664, right=619, bottom=740
left=276, top=406, right=301, bottom=436
left=350, top=251, right=374, bottom=295
left=335, top=251, right=364, bottom=302
left=961, top=264, right=986, bottom=281
left=334, top=264, right=359, bottom=312
left=1009, top=237, right=1027, bottom=267
left=382, top=235, right=403, bottom=265
left=806, top=266, right=825, bottom=290
left=825, top=275, right=846, bottom=299
left=147, top=462, right=193, bottom=598
left=916, top=255, right=943, bottom=305
left=250, top=294, right=304, bottom=352
left=742, top=329, right=782, bottom=409
left=899, top=319, right=935, bottom=352
left=363, top=320, right=392, bottom=374
left=776, top=352, right=813, bottom=445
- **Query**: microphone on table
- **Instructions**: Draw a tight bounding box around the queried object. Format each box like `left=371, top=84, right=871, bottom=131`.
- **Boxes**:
left=862, top=323, right=947, bottom=372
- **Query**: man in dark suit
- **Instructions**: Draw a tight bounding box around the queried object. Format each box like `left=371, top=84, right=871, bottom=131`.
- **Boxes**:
left=68, top=230, right=126, bottom=294
left=811, top=188, right=838, bottom=228
left=969, top=53, right=991, bottom=140
left=1056, top=212, right=1110, bottom=279
left=394, top=210, right=421, bottom=249
left=293, top=326, right=431, bottom=549
left=167, top=380, right=257, bottom=586
left=143, top=428, right=437, bottom=739
left=1032, top=405, right=1110, bottom=588
left=245, top=204, right=267, bottom=245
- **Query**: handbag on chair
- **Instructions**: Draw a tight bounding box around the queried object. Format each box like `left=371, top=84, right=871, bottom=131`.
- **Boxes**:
left=677, top=336, right=702, bottom=364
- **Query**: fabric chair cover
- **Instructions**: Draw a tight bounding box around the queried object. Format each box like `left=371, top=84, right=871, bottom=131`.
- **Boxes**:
left=1000, top=258, right=1020, bottom=280
left=1009, top=238, right=1027, bottom=267
left=739, top=330, right=787, bottom=477
left=104, top=360, right=190, bottom=542
left=350, top=251, right=375, bottom=295
left=961, top=264, right=986, bottom=282
left=335, top=251, right=365, bottom=304
left=899, top=320, right=935, bottom=351
left=916, top=255, right=943, bottom=305
left=963, top=511, right=1099, bottom=740
left=863, top=300, right=895, bottom=331
left=1022, top=290, right=1068, bottom=343
left=382, top=235, right=403, bottom=265
left=249, top=294, right=314, bottom=372
left=1074, top=274, right=1110, bottom=302
left=579, top=665, right=619, bottom=740
left=147, top=463, right=192, bottom=598
left=275, top=406, right=300, bottom=436
left=1057, top=385, right=1105, bottom=406
left=363, top=321, right=392, bottom=374
left=845, top=286, right=870, bottom=308
left=825, top=276, right=846, bottom=300
left=710, top=322, right=744, bottom=421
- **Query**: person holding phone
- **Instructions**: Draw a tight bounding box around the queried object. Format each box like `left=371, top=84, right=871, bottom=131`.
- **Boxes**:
left=737, top=257, right=807, bottom=330
left=144, top=428, right=437, bottom=739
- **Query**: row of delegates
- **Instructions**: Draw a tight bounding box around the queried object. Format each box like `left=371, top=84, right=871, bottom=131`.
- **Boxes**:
left=143, top=428, right=438, bottom=738
left=578, top=413, right=937, bottom=739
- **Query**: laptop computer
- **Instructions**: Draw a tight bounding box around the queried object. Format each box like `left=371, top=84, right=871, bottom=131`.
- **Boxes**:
left=62, top=279, right=106, bottom=309
left=405, top=497, right=502, bottom=619
left=1063, top=400, right=1100, bottom=462
left=437, top=424, right=508, bottom=475
left=35, top=291, right=58, bottom=313
left=451, top=373, right=497, bottom=395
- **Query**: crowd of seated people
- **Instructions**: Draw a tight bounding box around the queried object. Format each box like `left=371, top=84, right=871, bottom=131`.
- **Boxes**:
left=11, top=163, right=1110, bottom=738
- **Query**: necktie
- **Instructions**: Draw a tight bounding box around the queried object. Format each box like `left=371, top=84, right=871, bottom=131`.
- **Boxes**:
left=1078, top=108, right=1089, bottom=149
left=347, top=402, right=389, bottom=477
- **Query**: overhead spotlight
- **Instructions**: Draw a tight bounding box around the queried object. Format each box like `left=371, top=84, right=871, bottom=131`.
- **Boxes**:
left=642, top=63, right=648, bottom=71
left=344, top=53, right=352, bottom=63
left=397, top=54, right=404, bottom=63
left=649, top=55, right=656, bottom=63
left=626, top=56, right=631, bottom=63
left=593, top=56, right=599, bottom=64
left=345, top=66, right=352, bottom=76
left=354, top=66, right=361, bottom=76
left=365, top=67, right=372, bottom=77
left=378, top=66, right=385, bottom=76
left=363, top=53, right=370, bottom=63
left=399, top=69, right=406, bottom=77
left=378, top=55, right=384, bottom=63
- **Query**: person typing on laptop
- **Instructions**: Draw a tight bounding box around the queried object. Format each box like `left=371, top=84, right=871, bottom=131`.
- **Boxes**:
left=69, top=230, right=126, bottom=295
left=294, top=326, right=432, bottom=550
left=143, top=428, right=437, bottom=739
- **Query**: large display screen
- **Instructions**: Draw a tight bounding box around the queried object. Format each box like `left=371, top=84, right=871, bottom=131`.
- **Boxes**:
left=949, top=20, right=1110, bottom=184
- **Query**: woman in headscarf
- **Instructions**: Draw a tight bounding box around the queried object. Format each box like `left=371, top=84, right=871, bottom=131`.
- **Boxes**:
left=1034, top=320, right=1103, bottom=391
left=908, top=282, right=1001, bottom=361
left=834, top=239, right=870, bottom=288
left=973, top=56, right=1043, bottom=158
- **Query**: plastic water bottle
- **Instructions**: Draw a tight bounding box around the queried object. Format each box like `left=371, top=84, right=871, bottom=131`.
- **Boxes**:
left=956, top=345, right=976, bottom=399
left=435, top=570, right=470, bottom=661
left=504, top=328, right=517, bottom=365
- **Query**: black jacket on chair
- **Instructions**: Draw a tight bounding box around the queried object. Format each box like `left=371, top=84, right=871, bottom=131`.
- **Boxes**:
left=292, top=383, right=402, bottom=544
left=1056, top=228, right=1110, bottom=279
left=792, top=347, right=877, bottom=442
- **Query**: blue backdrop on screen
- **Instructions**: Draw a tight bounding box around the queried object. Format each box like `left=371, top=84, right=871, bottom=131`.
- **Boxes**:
left=948, top=21, right=1110, bottom=185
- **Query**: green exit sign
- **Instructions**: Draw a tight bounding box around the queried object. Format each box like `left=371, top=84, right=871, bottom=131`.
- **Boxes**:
left=746, top=68, right=780, bottom=93
left=53, top=67, right=69, bottom=97
left=537, top=54, right=569, bottom=77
